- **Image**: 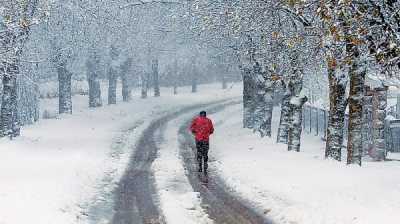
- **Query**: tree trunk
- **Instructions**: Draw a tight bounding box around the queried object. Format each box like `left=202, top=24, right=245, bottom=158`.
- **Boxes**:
left=325, top=67, right=347, bottom=161
left=252, top=70, right=266, bottom=135
left=58, top=66, right=72, bottom=114
left=141, top=72, right=148, bottom=99
left=264, top=81, right=275, bottom=137
left=0, top=60, right=19, bottom=138
left=88, top=79, right=102, bottom=107
left=121, top=75, right=131, bottom=102
left=191, top=76, right=197, bottom=93
left=86, top=57, right=102, bottom=108
left=280, top=65, right=305, bottom=150
left=121, top=58, right=133, bottom=102
left=242, top=67, right=254, bottom=128
left=278, top=52, right=305, bottom=145
left=346, top=50, right=366, bottom=166
left=173, top=58, right=178, bottom=95
left=16, top=73, right=38, bottom=126
left=152, top=59, right=160, bottom=97
left=108, top=67, right=117, bottom=105
left=288, top=95, right=308, bottom=151
left=0, top=2, right=38, bottom=138
left=396, top=94, right=400, bottom=118
left=277, top=83, right=291, bottom=144
left=222, top=74, right=227, bottom=89
left=191, top=57, right=197, bottom=93
left=362, top=88, right=374, bottom=157
left=371, top=87, right=388, bottom=161
left=33, top=84, right=40, bottom=122
left=253, top=82, right=275, bottom=137
left=252, top=64, right=274, bottom=137
left=11, top=79, right=20, bottom=138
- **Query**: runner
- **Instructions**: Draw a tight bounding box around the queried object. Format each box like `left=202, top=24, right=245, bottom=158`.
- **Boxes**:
left=190, top=111, right=214, bottom=175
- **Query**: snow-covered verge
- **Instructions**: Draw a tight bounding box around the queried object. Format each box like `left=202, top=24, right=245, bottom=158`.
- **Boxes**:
left=211, top=104, right=400, bottom=224
left=152, top=115, right=213, bottom=224
left=0, top=83, right=240, bottom=224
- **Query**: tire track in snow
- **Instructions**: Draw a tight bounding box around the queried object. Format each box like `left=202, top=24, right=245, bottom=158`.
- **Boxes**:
left=111, top=118, right=167, bottom=224
left=88, top=120, right=145, bottom=224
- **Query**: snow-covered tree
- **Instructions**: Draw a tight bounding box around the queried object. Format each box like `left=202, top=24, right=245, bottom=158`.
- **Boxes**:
left=0, top=0, right=48, bottom=137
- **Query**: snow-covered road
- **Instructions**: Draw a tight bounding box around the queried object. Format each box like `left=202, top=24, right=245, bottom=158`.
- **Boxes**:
left=109, top=100, right=232, bottom=224
left=106, top=99, right=271, bottom=224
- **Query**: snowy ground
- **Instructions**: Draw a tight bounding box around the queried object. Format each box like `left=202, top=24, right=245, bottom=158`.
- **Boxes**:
left=0, top=83, right=240, bottom=224
left=2, top=81, right=400, bottom=224
left=211, top=104, right=400, bottom=224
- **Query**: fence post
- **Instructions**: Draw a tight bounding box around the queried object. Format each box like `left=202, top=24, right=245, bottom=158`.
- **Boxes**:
left=302, top=107, right=306, bottom=130
left=323, top=109, right=327, bottom=140
left=309, top=106, right=312, bottom=133
left=316, top=108, right=319, bottom=136
left=397, top=94, right=400, bottom=119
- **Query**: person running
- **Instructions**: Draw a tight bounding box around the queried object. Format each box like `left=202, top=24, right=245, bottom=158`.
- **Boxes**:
left=190, top=111, right=214, bottom=175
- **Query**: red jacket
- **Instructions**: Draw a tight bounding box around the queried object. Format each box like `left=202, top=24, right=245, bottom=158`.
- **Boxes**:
left=190, top=116, right=214, bottom=142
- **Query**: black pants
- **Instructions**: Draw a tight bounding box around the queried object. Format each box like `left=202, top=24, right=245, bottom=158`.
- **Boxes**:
left=196, top=141, right=209, bottom=171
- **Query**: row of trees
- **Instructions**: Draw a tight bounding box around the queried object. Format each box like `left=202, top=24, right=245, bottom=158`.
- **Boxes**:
left=4, top=0, right=398, bottom=166
left=0, top=0, right=240, bottom=139
left=189, top=0, right=400, bottom=165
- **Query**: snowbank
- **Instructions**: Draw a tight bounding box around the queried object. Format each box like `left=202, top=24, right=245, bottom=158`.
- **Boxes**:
left=212, top=104, right=400, bottom=224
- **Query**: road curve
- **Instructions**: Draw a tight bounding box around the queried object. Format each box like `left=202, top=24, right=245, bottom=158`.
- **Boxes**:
left=107, top=99, right=272, bottom=224
left=109, top=99, right=236, bottom=224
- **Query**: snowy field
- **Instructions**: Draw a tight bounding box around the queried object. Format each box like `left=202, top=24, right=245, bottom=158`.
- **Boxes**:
left=0, top=83, right=240, bottom=224
left=211, top=104, right=400, bottom=224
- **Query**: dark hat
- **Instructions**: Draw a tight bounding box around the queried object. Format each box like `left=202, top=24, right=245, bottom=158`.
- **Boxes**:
left=199, top=111, right=207, bottom=117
